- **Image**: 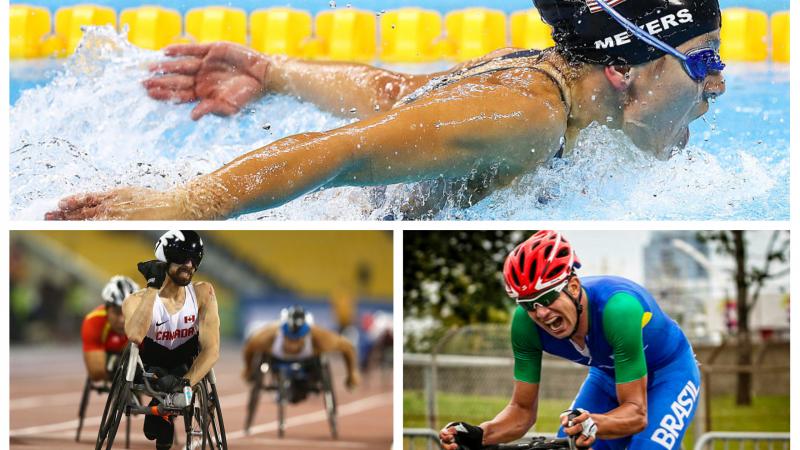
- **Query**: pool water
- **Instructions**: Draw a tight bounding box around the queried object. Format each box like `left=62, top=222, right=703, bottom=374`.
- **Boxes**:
left=9, top=27, right=789, bottom=220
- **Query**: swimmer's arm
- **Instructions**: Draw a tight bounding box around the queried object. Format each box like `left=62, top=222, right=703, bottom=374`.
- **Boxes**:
left=83, top=350, right=109, bottom=382
left=267, top=58, right=431, bottom=119
left=185, top=282, right=220, bottom=386
left=395, top=173, right=516, bottom=219
left=122, top=290, right=156, bottom=345
left=189, top=80, right=567, bottom=217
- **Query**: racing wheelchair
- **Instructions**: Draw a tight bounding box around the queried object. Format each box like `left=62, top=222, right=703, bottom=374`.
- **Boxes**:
left=77, top=353, right=142, bottom=446
left=94, top=343, right=227, bottom=450
left=244, top=353, right=337, bottom=438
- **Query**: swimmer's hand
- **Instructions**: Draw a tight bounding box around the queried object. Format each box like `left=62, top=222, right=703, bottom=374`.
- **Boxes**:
left=44, top=187, right=190, bottom=220
left=144, top=42, right=270, bottom=120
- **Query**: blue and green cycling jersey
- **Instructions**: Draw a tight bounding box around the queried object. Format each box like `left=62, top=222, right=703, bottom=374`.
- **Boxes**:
left=512, top=276, right=690, bottom=384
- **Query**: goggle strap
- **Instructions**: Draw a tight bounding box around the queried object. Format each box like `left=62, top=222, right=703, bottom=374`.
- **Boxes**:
left=593, top=0, right=688, bottom=63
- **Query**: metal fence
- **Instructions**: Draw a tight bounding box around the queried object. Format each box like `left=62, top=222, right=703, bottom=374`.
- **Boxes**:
left=693, top=432, right=790, bottom=450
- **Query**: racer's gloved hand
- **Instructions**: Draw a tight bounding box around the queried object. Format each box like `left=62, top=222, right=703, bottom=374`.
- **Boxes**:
left=560, top=408, right=597, bottom=449
left=154, top=374, right=183, bottom=393
left=440, top=421, right=483, bottom=450
left=138, top=260, right=168, bottom=289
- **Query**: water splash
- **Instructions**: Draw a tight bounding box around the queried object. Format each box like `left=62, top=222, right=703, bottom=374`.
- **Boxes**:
left=9, top=28, right=789, bottom=220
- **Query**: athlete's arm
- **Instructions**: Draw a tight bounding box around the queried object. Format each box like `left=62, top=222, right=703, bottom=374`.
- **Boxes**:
left=122, top=290, right=156, bottom=345
left=483, top=381, right=540, bottom=444
left=583, top=293, right=650, bottom=440
left=83, top=351, right=109, bottom=381
left=312, top=326, right=360, bottom=388
left=81, top=314, right=110, bottom=380
left=185, top=282, right=221, bottom=386
left=46, top=69, right=566, bottom=220
left=241, top=325, right=277, bottom=380
left=193, top=70, right=567, bottom=217
left=144, top=42, right=430, bottom=120
left=589, top=377, right=648, bottom=440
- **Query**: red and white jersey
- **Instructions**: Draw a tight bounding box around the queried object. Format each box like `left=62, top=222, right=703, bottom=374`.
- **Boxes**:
left=145, top=284, right=200, bottom=350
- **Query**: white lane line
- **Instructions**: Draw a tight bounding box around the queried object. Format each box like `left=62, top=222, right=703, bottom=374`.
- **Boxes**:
left=249, top=437, right=369, bottom=448
left=11, top=392, right=88, bottom=410
left=227, top=392, right=392, bottom=441
left=10, top=391, right=391, bottom=440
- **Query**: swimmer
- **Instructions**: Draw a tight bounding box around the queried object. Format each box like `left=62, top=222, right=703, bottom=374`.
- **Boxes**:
left=46, top=0, right=725, bottom=220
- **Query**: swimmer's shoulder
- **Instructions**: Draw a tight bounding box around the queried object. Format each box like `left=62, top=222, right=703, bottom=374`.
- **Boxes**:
left=446, top=47, right=524, bottom=73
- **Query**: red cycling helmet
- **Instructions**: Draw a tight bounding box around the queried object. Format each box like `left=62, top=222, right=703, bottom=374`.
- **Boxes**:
left=503, top=230, right=581, bottom=304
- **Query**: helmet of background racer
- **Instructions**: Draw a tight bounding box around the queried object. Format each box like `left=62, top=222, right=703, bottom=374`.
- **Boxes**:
left=102, top=275, right=140, bottom=307
left=280, top=306, right=314, bottom=339
left=155, top=230, right=204, bottom=268
left=503, top=230, right=581, bottom=304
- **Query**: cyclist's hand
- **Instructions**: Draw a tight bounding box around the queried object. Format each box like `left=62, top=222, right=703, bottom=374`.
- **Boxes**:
left=439, top=422, right=483, bottom=450
left=137, top=260, right=168, bottom=288
left=560, top=408, right=597, bottom=448
left=144, top=42, right=270, bottom=120
left=345, top=371, right=361, bottom=389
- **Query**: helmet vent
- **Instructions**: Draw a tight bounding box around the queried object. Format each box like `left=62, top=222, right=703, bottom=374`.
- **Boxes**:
left=547, top=265, right=564, bottom=280
left=557, top=247, right=570, bottom=258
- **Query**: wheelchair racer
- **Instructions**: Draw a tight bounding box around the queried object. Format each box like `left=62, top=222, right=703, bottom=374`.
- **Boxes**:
left=123, top=230, right=221, bottom=450
left=242, top=305, right=361, bottom=397
left=440, top=230, right=700, bottom=450
left=81, top=275, right=139, bottom=382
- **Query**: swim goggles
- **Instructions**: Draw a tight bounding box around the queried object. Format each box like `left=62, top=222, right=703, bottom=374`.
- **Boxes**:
left=517, top=288, right=561, bottom=312
left=594, top=0, right=725, bottom=81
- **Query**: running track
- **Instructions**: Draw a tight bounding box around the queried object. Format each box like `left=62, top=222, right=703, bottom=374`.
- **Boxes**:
left=10, top=344, right=393, bottom=450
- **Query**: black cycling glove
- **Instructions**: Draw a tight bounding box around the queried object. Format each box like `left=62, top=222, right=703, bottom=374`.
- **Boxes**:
left=445, top=421, right=484, bottom=450
left=138, top=260, right=168, bottom=289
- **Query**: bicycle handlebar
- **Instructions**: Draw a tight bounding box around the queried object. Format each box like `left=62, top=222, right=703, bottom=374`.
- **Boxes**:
left=456, top=437, right=573, bottom=450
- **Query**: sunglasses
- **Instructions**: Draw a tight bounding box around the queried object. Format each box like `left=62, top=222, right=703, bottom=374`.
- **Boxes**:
left=517, top=289, right=561, bottom=312
left=594, top=0, right=725, bottom=82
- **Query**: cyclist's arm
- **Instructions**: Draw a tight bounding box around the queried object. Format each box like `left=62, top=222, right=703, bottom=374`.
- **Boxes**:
left=590, top=377, right=647, bottom=439
left=590, top=293, right=650, bottom=439
left=122, top=290, right=156, bottom=344
left=480, top=381, right=540, bottom=445
left=312, top=326, right=358, bottom=378
left=185, top=282, right=221, bottom=386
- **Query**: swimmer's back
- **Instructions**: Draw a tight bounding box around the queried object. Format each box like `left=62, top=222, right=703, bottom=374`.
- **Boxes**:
left=396, top=48, right=570, bottom=112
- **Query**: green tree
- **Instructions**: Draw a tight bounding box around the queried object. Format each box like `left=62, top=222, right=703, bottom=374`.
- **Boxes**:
left=699, top=230, right=790, bottom=406
left=404, top=230, right=535, bottom=351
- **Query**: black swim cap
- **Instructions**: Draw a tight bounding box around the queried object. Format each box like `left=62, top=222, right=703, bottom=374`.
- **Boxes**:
left=533, top=0, right=721, bottom=65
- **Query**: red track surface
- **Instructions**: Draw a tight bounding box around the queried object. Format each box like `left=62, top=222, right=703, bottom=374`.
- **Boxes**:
left=10, top=344, right=393, bottom=450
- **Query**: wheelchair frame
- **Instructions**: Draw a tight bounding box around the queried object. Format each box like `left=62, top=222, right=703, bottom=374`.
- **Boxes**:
left=244, top=353, right=338, bottom=439
left=94, top=343, right=227, bottom=450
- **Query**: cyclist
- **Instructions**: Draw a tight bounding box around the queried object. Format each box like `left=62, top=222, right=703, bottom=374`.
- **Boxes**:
left=124, top=230, right=221, bottom=450
left=81, top=275, right=139, bottom=381
left=440, top=230, right=700, bottom=450
left=242, top=305, right=361, bottom=396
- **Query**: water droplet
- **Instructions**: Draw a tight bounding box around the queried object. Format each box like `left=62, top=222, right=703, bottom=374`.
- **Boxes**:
left=606, top=116, right=613, bottom=123
left=329, top=0, right=336, bottom=7
left=349, top=107, right=357, bottom=113
left=262, top=123, right=271, bottom=130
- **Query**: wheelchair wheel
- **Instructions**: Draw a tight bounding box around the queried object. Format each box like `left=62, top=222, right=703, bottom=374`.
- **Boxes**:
left=205, top=379, right=228, bottom=450
left=185, top=383, right=209, bottom=450
left=95, top=371, right=129, bottom=450
left=277, top=369, right=288, bottom=438
left=320, top=358, right=338, bottom=439
left=244, top=354, right=265, bottom=434
left=76, top=378, right=92, bottom=442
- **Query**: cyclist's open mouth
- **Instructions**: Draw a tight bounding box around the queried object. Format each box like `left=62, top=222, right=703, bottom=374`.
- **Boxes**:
left=545, top=316, right=564, bottom=333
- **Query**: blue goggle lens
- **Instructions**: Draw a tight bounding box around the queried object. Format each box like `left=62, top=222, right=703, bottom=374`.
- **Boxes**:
left=683, top=48, right=725, bottom=81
